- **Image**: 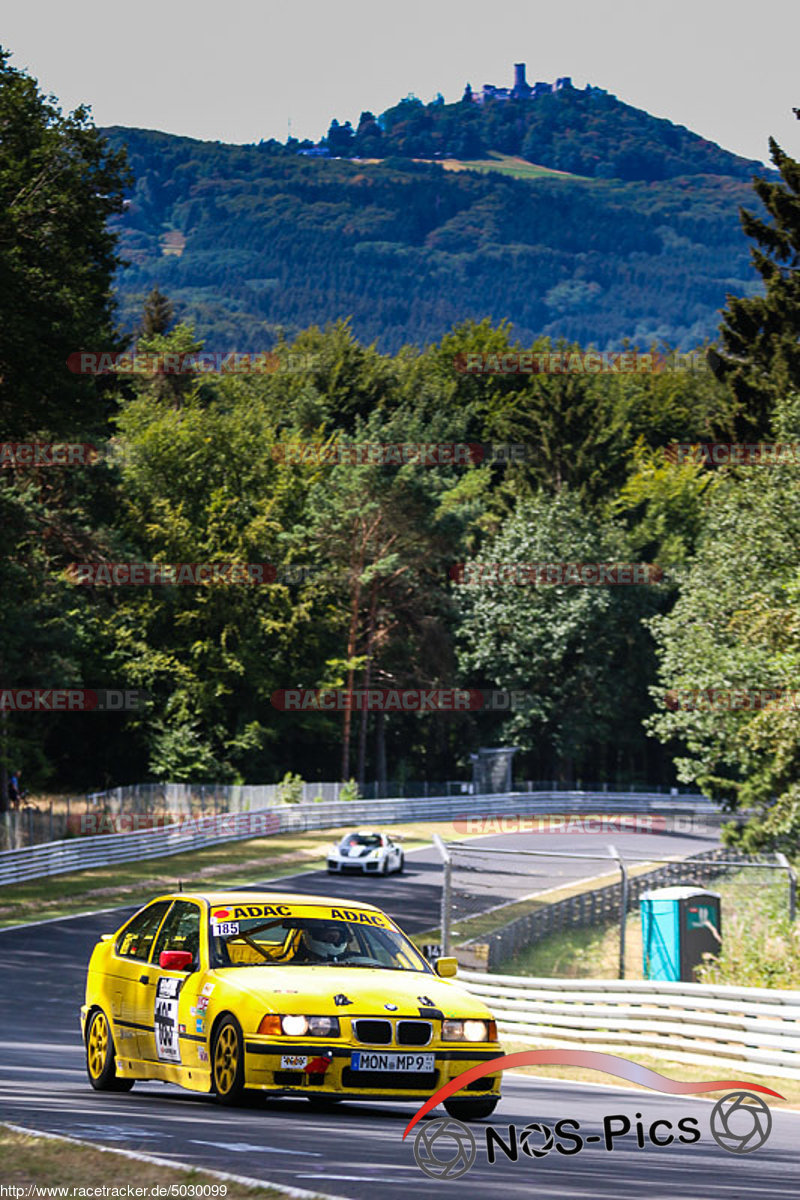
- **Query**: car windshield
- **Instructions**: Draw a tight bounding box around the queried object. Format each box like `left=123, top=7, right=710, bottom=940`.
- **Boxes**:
left=209, top=914, right=429, bottom=972
left=340, top=833, right=383, bottom=848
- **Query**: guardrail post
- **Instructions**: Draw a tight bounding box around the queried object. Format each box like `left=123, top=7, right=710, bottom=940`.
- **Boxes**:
left=433, top=833, right=452, bottom=957
left=776, top=852, right=797, bottom=922
left=608, top=843, right=628, bottom=980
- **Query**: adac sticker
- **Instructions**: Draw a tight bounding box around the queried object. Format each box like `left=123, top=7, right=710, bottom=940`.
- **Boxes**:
left=209, top=902, right=388, bottom=926
left=329, top=907, right=388, bottom=927
left=211, top=903, right=293, bottom=922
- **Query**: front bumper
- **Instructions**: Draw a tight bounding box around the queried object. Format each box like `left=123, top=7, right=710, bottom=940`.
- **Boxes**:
left=243, top=1038, right=502, bottom=1099
left=327, top=857, right=383, bottom=873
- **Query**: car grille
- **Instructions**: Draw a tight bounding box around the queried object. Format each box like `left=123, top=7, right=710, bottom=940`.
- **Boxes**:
left=352, top=1019, right=392, bottom=1044
left=397, top=1021, right=432, bottom=1046
left=341, top=1068, right=438, bottom=1090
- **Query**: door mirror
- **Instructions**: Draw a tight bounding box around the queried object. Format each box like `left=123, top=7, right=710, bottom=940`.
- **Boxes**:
left=435, top=956, right=458, bottom=977
left=159, top=950, right=194, bottom=971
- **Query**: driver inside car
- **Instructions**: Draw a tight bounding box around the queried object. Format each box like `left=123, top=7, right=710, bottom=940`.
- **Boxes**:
left=293, top=921, right=350, bottom=964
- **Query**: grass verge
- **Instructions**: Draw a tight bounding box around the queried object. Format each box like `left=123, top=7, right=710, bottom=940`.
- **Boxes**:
left=0, top=819, right=459, bottom=929
left=408, top=855, right=664, bottom=953
left=498, top=1038, right=800, bottom=1108
left=0, top=1125, right=300, bottom=1197
left=494, top=867, right=800, bottom=985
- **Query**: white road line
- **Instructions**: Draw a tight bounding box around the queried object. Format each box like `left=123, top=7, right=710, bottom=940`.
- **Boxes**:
left=192, top=1139, right=321, bottom=1156
left=2, top=1123, right=350, bottom=1200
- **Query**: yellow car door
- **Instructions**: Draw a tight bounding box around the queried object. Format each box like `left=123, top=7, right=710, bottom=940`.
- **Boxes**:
left=106, top=899, right=172, bottom=1060
left=140, top=899, right=204, bottom=1072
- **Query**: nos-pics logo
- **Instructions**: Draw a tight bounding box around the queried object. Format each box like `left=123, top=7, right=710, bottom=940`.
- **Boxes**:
left=413, top=1092, right=773, bottom=1180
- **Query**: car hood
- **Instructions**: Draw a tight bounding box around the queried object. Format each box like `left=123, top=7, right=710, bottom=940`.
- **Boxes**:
left=212, top=964, right=492, bottom=1019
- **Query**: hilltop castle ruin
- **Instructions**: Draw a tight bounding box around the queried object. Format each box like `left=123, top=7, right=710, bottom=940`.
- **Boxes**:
left=466, top=63, right=573, bottom=104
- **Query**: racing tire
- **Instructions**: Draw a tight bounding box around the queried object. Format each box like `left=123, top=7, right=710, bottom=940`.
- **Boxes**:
left=327, top=866, right=336, bottom=874
left=396, top=854, right=405, bottom=874
left=211, top=1015, right=246, bottom=1105
left=381, top=858, right=389, bottom=875
left=443, top=1096, right=499, bottom=1122
left=85, top=1008, right=134, bottom=1092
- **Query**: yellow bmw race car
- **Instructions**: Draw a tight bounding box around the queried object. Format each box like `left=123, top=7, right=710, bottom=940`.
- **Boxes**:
left=81, top=890, right=502, bottom=1121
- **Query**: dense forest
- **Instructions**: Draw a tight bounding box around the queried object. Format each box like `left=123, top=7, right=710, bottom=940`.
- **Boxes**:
left=325, top=83, right=767, bottom=181
left=104, top=119, right=762, bottom=354
left=1, top=47, right=799, bottom=849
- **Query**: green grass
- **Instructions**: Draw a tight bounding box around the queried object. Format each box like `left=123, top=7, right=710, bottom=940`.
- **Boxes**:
left=449, top=152, right=586, bottom=180
left=425, top=857, right=663, bottom=958
left=0, top=1126, right=292, bottom=1198
left=498, top=1038, right=800, bottom=1108
left=494, top=867, right=800, bottom=985
left=0, top=819, right=455, bottom=928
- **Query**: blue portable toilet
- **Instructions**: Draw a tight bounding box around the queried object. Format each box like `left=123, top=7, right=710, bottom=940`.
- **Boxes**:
left=641, top=886, right=722, bottom=982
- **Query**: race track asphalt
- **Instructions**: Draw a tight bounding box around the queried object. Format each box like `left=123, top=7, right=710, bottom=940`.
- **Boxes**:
left=1, top=826, right=797, bottom=1199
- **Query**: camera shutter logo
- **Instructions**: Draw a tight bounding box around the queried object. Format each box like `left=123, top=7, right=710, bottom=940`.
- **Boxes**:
left=710, top=1091, right=773, bottom=1154
left=520, top=1122, right=555, bottom=1157
left=413, top=1117, right=477, bottom=1179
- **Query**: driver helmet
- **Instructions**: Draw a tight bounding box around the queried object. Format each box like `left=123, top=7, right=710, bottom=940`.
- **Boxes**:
left=301, top=921, right=348, bottom=960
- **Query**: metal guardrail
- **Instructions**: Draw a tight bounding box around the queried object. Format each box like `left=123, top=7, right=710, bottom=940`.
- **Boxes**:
left=451, top=847, right=787, bottom=974
left=0, top=791, right=718, bottom=888
left=459, top=969, right=800, bottom=1082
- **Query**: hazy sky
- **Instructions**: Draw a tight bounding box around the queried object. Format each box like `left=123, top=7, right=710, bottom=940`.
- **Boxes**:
left=3, top=0, right=798, bottom=165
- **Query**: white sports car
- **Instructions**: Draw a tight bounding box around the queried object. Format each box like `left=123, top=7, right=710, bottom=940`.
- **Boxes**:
left=326, top=830, right=405, bottom=875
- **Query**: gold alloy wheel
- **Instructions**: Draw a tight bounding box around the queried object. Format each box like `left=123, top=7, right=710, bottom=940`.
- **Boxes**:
left=214, top=1023, right=238, bottom=1095
left=87, top=1011, right=109, bottom=1079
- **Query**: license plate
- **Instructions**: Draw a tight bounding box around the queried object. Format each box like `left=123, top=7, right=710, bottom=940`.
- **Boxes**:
left=351, top=1052, right=435, bottom=1072
left=281, top=1054, right=308, bottom=1069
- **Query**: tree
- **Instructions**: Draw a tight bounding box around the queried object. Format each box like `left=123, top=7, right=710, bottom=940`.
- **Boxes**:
left=326, top=119, right=354, bottom=157
left=712, top=130, right=800, bottom=436
left=646, top=394, right=800, bottom=839
left=140, top=286, right=174, bottom=337
left=0, top=46, right=131, bottom=437
left=456, top=490, right=666, bottom=784
left=0, top=47, right=130, bottom=805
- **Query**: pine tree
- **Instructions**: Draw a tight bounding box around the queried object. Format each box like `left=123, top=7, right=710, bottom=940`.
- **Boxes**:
left=712, top=132, right=800, bottom=436
left=141, top=285, right=174, bottom=337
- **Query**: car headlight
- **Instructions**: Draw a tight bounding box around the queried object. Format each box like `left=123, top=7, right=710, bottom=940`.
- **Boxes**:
left=368, top=849, right=380, bottom=858
left=258, top=1014, right=341, bottom=1037
left=442, top=1018, right=496, bottom=1042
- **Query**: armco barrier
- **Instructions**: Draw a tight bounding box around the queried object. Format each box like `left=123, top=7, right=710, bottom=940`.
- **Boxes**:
left=459, top=969, right=800, bottom=1082
left=0, top=791, right=718, bottom=887
left=455, top=848, right=752, bottom=971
